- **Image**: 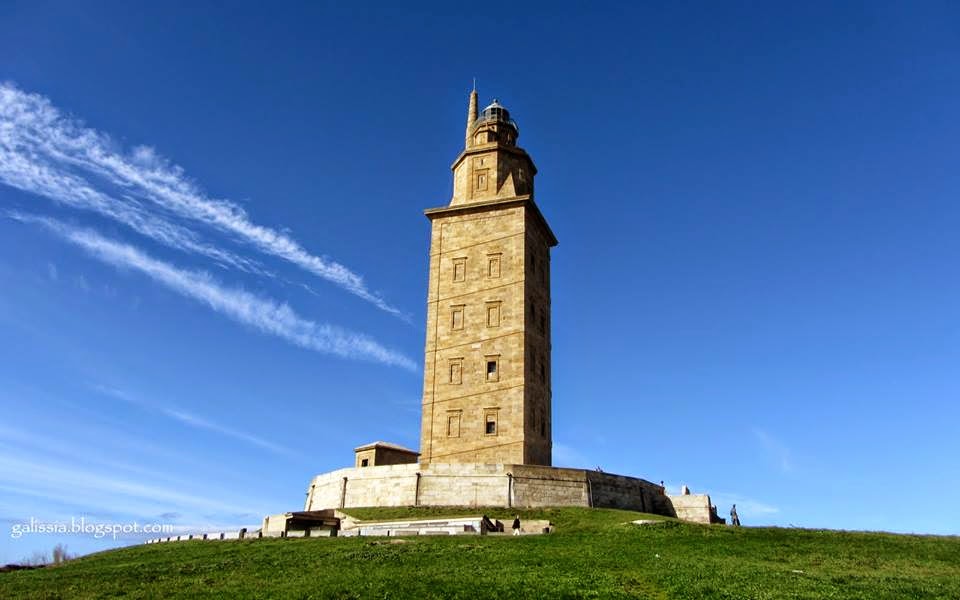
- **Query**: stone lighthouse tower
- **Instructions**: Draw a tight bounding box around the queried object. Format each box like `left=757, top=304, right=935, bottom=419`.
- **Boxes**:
left=419, top=89, right=558, bottom=466
left=296, top=89, right=716, bottom=524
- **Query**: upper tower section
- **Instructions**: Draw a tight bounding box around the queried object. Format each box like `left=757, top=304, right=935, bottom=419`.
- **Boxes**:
left=451, top=90, right=536, bottom=206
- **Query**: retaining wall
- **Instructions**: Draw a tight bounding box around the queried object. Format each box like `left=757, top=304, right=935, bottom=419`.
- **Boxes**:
left=303, top=463, right=711, bottom=523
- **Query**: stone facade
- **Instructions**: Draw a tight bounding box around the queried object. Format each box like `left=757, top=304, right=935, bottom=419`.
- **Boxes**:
left=304, top=462, right=675, bottom=517
left=419, top=91, right=557, bottom=466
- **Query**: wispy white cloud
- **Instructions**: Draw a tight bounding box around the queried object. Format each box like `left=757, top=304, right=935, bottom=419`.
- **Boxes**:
left=164, top=409, right=294, bottom=455
left=752, top=428, right=793, bottom=473
left=0, top=418, right=269, bottom=559
left=0, top=137, right=264, bottom=273
left=708, top=490, right=780, bottom=522
left=10, top=212, right=417, bottom=370
left=0, top=82, right=403, bottom=317
left=92, top=385, right=295, bottom=456
left=553, top=441, right=594, bottom=469
left=0, top=454, right=265, bottom=520
left=663, top=480, right=780, bottom=523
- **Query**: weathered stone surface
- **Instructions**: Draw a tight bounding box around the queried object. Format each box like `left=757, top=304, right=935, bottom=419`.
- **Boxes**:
left=667, top=494, right=719, bottom=524
left=354, top=441, right=418, bottom=468
left=420, top=92, right=556, bottom=467
left=303, top=463, right=669, bottom=514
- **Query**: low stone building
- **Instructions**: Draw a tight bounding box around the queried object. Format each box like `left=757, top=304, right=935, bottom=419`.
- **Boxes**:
left=261, top=510, right=340, bottom=538
left=353, top=441, right=418, bottom=468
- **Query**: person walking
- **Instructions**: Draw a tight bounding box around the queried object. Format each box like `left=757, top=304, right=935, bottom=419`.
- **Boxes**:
left=730, top=504, right=741, bottom=527
left=512, top=515, right=521, bottom=536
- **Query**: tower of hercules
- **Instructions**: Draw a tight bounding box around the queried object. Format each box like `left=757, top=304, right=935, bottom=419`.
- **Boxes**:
left=419, top=90, right=557, bottom=466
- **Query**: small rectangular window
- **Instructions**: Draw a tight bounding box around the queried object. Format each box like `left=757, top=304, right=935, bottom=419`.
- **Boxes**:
left=451, top=305, right=465, bottom=331
left=452, top=257, right=467, bottom=282
left=449, top=358, right=463, bottom=385
left=486, top=301, right=501, bottom=327
left=361, top=458, right=369, bottom=467
left=476, top=169, right=489, bottom=192
left=484, top=409, right=499, bottom=436
left=485, top=356, right=500, bottom=382
left=447, top=412, right=461, bottom=437
left=487, top=253, right=502, bottom=278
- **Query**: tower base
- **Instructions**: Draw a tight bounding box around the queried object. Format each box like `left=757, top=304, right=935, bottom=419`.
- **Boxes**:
left=304, top=463, right=721, bottom=524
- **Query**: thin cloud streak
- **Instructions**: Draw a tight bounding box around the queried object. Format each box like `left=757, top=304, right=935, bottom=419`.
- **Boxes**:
left=92, top=385, right=296, bottom=457
left=752, top=428, right=793, bottom=473
left=164, top=409, right=293, bottom=457
left=0, top=454, right=263, bottom=517
left=708, top=491, right=781, bottom=521
left=0, top=127, right=265, bottom=274
left=0, top=82, right=403, bottom=317
left=10, top=212, right=417, bottom=370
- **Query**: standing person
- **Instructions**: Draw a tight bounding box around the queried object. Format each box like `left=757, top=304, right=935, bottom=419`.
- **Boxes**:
left=730, top=504, right=741, bottom=527
left=512, top=515, right=521, bottom=536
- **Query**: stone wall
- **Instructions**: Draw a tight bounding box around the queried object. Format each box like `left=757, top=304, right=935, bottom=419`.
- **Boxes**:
left=304, top=463, right=678, bottom=518
left=510, top=465, right=589, bottom=507
left=667, top=494, right=718, bottom=524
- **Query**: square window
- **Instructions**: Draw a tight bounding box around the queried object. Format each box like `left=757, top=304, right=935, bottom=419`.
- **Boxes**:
left=452, top=258, right=467, bottom=282
left=449, top=358, right=463, bottom=385
left=486, top=302, right=501, bottom=327
left=487, top=254, right=502, bottom=278
left=361, top=458, right=369, bottom=467
left=451, top=305, right=465, bottom=330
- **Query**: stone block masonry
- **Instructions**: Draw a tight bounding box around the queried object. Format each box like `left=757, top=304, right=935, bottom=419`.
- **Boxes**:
left=303, top=462, right=714, bottom=523
left=420, top=91, right=556, bottom=468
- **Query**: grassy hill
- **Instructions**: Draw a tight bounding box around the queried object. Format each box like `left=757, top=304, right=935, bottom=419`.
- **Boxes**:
left=1, top=507, right=958, bottom=599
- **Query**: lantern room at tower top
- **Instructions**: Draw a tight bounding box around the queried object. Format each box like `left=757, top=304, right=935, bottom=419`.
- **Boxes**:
left=451, top=90, right=537, bottom=206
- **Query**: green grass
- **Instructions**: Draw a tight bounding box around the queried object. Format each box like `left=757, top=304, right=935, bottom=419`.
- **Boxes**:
left=2, top=507, right=958, bottom=599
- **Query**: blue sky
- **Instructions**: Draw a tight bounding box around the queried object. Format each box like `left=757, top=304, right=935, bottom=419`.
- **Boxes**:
left=1, top=1, right=959, bottom=560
